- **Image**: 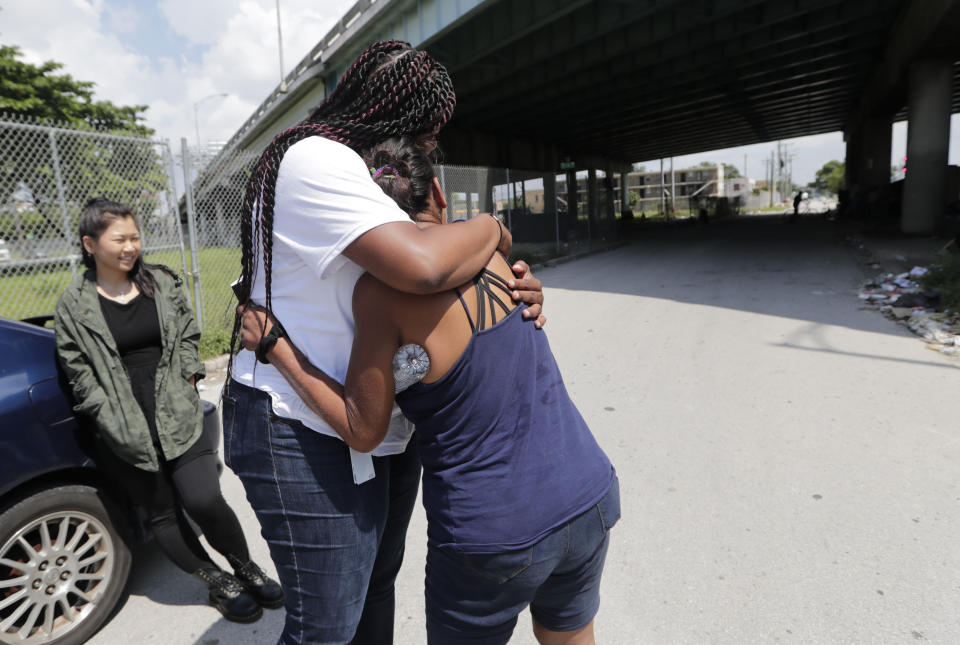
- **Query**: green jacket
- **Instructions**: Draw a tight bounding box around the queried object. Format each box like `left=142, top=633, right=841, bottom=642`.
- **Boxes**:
left=54, top=266, right=206, bottom=472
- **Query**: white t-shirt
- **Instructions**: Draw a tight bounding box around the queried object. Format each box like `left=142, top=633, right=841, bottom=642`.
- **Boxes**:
left=231, top=136, right=414, bottom=483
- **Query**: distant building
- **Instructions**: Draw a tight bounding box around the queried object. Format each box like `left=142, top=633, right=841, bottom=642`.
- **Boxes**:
left=724, top=176, right=756, bottom=198
left=491, top=164, right=757, bottom=217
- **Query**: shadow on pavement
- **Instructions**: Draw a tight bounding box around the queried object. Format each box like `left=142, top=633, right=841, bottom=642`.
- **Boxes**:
left=120, top=541, right=285, bottom=643
left=192, top=610, right=285, bottom=645
left=544, top=215, right=944, bottom=342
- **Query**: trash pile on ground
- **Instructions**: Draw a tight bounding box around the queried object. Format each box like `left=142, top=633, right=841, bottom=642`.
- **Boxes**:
left=859, top=266, right=960, bottom=357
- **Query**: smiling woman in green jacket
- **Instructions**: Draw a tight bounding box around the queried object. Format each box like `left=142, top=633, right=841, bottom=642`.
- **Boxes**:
left=54, top=197, right=281, bottom=624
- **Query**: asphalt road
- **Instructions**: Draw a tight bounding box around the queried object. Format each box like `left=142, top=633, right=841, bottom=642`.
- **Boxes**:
left=89, top=216, right=960, bottom=644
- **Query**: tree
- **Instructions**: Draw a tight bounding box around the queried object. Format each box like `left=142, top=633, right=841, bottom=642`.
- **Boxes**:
left=812, top=160, right=845, bottom=194
left=722, top=163, right=741, bottom=178
left=0, top=45, right=151, bottom=135
left=0, top=45, right=164, bottom=245
left=696, top=161, right=740, bottom=177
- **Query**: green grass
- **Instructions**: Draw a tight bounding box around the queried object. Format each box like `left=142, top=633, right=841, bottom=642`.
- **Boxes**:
left=920, top=250, right=960, bottom=313
left=0, top=268, right=75, bottom=321
left=1, top=246, right=241, bottom=359
left=146, top=246, right=241, bottom=334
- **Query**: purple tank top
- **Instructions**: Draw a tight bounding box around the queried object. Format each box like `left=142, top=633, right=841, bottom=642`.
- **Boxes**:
left=396, top=270, right=615, bottom=553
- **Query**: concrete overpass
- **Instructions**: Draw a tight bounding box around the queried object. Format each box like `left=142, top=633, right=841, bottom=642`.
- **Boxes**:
left=216, top=0, right=960, bottom=234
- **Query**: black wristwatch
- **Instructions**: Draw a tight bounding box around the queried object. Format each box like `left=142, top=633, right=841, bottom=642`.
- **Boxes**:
left=255, top=320, right=287, bottom=364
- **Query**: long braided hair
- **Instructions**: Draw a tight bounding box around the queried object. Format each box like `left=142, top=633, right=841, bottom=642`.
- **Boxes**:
left=231, top=40, right=456, bottom=362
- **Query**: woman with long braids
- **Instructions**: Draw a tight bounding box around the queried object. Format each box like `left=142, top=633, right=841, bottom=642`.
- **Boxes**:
left=239, top=139, right=618, bottom=645
left=54, top=197, right=283, bottom=624
left=223, top=40, right=544, bottom=644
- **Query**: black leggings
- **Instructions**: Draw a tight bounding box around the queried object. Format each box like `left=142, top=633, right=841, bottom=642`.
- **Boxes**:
left=96, top=420, right=249, bottom=574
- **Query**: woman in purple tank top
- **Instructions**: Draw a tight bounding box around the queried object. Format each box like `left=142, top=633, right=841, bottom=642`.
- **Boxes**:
left=240, top=139, right=619, bottom=645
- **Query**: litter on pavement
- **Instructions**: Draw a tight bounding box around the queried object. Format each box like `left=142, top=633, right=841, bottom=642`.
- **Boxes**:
left=858, top=267, right=960, bottom=357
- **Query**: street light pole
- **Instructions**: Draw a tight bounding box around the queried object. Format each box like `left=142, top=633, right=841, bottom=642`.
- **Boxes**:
left=276, top=0, right=287, bottom=92
left=193, top=93, right=229, bottom=149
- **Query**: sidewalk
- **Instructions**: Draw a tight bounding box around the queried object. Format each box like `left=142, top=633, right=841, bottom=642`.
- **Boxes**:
left=837, top=219, right=953, bottom=276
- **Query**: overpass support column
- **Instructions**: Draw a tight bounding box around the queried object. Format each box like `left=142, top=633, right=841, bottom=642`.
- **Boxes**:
left=484, top=170, right=494, bottom=214
left=902, top=58, right=953, bottom=234
left=845, top=115, right=892, bottom=215
left=587, top=169, right=598, bottom=239
left=543, top=172, right=557, bottom=215
left=603, top=166, right=616, bottom=237
left=861, top=116, right=892, bottom=192
left=844, top=130, right=861, bottom=201
left=566, top=169, right=578, bottom=234
left=620, top=172, right=629, bottom=214
left=543, top=172, right=559, bottom=248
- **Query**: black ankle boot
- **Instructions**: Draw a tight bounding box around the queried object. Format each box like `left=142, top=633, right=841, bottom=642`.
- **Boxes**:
left=194, top=567, right=262, bottom=623
left=228, top=554, right=285, bottom=609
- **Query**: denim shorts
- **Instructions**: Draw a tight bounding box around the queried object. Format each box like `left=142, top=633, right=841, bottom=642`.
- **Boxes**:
left=425, top=475, right=620, bottom=645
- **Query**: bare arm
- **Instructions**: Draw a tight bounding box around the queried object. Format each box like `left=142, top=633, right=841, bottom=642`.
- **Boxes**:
left=344, top=221, right=549, bottom=324
left=343, top=215, right=509, bottom=295
left=237, top=282, right=398, bottom=452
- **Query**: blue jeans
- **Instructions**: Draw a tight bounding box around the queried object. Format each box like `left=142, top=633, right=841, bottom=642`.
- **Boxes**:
left=222, top=380, right=421, bottom=645
left=425, top=476, right=620, bottom=645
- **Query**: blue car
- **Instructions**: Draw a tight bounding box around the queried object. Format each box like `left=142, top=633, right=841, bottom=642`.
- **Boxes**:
left=0, top=316, right=219, bottom=645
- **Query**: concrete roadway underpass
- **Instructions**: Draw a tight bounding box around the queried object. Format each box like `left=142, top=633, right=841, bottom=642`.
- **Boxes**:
left=89, top=215, right=960, bottom=645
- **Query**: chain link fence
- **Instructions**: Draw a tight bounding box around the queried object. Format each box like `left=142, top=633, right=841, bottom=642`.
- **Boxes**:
left=1, top=115, right=620, bottom=354
left=184, top=155, right=622, bottom=343
left=0, top=114, right=187, bottom=322
left=178, top=141, right=258, bottom=341
left=439, top=164, right=620, bottom=266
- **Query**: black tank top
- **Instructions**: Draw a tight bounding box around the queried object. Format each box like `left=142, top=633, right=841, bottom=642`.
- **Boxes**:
left=395, top=267, right=615, bottom=553
left=99, top=291, right=164, bottom=452
left=98, top=292, right=162, bottom=367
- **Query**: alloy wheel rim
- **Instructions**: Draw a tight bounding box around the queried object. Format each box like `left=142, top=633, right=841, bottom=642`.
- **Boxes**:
left=0, top=510, right=115, bottom=643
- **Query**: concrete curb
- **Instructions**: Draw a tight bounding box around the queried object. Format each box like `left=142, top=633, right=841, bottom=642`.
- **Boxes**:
left=530, top=240, right=630, bottom=271
left=203, top=352, right=230, bottom=375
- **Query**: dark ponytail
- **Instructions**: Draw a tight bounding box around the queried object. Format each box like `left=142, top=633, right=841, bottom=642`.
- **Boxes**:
left=363, top=137, right=437, bottom=219
left=78, top=197, right=176, bottom=298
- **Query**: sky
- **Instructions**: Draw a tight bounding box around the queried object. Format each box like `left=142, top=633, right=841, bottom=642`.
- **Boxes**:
left=1, top=0, right=956, bottom=185
left=0, top=0, right=356, bottom=150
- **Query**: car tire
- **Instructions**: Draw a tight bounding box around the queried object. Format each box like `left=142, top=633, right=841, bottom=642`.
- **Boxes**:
left=0, top=485, right=131, bottom=645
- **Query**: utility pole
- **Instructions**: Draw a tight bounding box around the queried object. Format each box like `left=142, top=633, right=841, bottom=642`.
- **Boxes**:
left=776, top=141, right=782, bottom=204
left=193, top=93, right=229, bottom=150
left=276, top=0, right=287, bottom=92
left=767, top=150, right=774, bottom=208
left=670, top=157, right=675, bottom=214
left=660, top=158, right=665, bottom=216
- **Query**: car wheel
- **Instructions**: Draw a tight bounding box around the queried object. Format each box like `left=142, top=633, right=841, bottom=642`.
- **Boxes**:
left=0, top=485, right=131, bottom=645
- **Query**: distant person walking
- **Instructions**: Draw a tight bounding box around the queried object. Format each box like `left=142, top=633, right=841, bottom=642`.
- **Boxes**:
left=791, top=191, right=803, bottom=222
left=54, top=197, right=282, bottom=624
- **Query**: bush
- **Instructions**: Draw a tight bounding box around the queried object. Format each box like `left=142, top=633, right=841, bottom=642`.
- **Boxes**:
left=920, top=251, right=960, bottom=312
left=198, top=327, right=233, bottom=360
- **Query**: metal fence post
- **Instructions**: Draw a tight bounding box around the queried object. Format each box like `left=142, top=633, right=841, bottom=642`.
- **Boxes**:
left=554, top=174, right=560, bottom=255
left=47, top=129, right=76, bottom=279
left=162, top=143, right=192, bottom=301
left=505, top=168, right=511, bottom=232
left=181, top=138, right=204, bottom=330
left=439, top=164, right=447, bottom=206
